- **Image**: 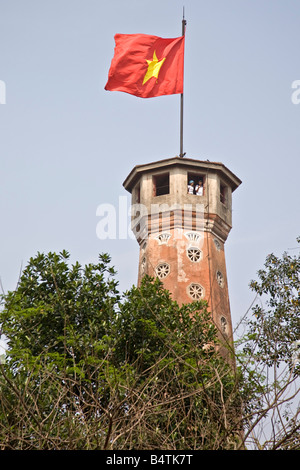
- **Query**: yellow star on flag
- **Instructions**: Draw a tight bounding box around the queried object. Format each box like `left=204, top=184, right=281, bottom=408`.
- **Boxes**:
left=142, top=50, right=166, bottom=85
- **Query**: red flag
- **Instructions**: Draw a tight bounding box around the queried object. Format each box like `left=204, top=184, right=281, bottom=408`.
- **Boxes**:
left=105, top=34, right=185, bottom=98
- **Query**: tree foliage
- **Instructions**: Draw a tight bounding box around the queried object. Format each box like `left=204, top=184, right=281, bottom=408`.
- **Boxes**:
left=0, top=240, right=299, bottom=450
left=236, top=238, right=300, bottom=449
left=0, top=251, right=243, bottom=450
left=242, top=237, right=300, bottom=370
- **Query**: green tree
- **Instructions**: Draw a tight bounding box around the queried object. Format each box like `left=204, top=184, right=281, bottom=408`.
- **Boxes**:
left=0, top=251, right=121, bottom=449
left=0, top=250, right=243, bottom=450
left=236, top=238, right=300, bottom=449
left=244, top=237, right=300, bottom=371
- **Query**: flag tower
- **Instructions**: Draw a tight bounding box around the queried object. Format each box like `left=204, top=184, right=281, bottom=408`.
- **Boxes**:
left=123, top=157, right=241, bottom=353
left=105, top=14, right=242, bottom=353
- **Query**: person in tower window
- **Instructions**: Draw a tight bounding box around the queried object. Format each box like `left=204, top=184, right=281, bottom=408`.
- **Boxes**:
left=195, top=180, right=203, bottom=196
left=187, top=180, right=194, bottom=194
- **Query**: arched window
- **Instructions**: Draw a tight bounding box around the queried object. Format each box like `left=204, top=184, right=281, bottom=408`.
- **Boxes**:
left=156, top=232, right=171, bottom=245
left=216, top=271, right=224, bottom=288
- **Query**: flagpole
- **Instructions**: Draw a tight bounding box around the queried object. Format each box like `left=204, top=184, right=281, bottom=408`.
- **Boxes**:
left=180, top=7, right=186, bottom=158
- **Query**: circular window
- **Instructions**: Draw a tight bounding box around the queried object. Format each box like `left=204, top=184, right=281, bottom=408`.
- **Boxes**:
left=155, top=262, right=170, bottom=279
left=187, top=247, right=202, bottom=262
left=188, top=283, right=204, bottom=300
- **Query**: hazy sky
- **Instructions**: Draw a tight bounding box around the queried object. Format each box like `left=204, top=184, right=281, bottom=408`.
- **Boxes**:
left=0, top=0, right=299, bottom=353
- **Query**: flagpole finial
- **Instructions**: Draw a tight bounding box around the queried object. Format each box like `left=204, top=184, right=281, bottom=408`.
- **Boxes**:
left=182, top=7, right=187, bottom=31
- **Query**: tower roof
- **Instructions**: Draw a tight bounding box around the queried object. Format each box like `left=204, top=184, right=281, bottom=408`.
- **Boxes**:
left=123, top=156, right=242, bottom=193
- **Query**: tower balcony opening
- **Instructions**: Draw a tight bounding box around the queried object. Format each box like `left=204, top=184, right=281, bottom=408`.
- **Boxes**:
left=135, top=183, right=140, bottom=204
left=153, top=172, right=170, bottom=196
left=220, top=182, right=228, bottom=205
left=187, top=172, right=205, bottom=196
